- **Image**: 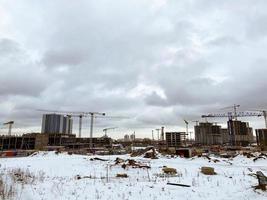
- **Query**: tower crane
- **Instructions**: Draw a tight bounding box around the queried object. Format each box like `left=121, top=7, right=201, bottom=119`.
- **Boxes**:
left=201, top=111, right=262, bottom=121
left=155, top=128, right=160, bottom=141
left=248, top=109, right=267, bottom=128
left=103, top=127, right=117, bottom=137
left=3, top=121, right=14, bottom=136
left=202, top=104, right=261, bottom=120
left=37, top=109, right=128, bottom=149
left=201, top=110, right=262, bottom=146
left=184, top=119, right=189, bottom=139
left=38, top=109, right=87, bottom=137
left=221, top=104, right=240, bottom=120
left=192, top=120, right=199, bottom=126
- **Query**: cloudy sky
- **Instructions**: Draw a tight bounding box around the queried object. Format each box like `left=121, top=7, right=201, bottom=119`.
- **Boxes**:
left=0, top=0, right=267, bottom=138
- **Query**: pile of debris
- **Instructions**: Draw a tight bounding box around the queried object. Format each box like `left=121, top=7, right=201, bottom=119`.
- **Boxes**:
left=116, top=173, right=128, bottom=178
left=255, top=171, right=267, bottom=190
left=89, top=157, right=108, bottom=161
left=252, top=153, right=267, bottom=162
left=113, top=157, right=150, bottom=169
left=130, top=147, right=158, bottom=159
left=238, top=152, right=267, bottom=162
left=198, top=155, right=220, bottom=163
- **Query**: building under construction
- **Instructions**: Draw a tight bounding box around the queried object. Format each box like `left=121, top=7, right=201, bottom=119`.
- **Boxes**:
left=194, top=121, right=253, bottom=146
left=0, top=133, right=112, bottom=151
left=165, top=132, right=187, bottom=147
left=256, top=129, right=267, bottom=151
left=41, top=114, right=73, bottom=134
left=228, top=120, right=253, bottom=146
left=194, top=122, right=224, bottom=145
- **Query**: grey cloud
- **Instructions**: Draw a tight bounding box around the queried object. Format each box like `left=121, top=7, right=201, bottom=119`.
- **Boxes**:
left=144, top=92, right=167, bottom=107
left=208, top=36, right=241, bottom=46
left=0, top=38, right=20, bottom=55
left=1, top=0, right=267, bottom=137
left=0, top=38, right=48, bottom=97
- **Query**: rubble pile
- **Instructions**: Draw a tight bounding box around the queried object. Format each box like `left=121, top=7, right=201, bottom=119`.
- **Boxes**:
left=130, top=147, right=158, bottom=159
left=113, top=157, right=151, bottom=169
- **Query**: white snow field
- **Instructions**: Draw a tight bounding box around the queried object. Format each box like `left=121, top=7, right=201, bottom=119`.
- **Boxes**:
left=0, top=151, right=267, bottom=200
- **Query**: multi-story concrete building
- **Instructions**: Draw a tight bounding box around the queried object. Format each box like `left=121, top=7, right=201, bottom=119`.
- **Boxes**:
left=130, top=133, right=135, bottom=141
left=194, top=122, right=223, bottom=145
left=227, top=120, right=253, bottom=146
left=124, top=134, right=130, bottom=142
left=41, top=114, right=73, bottom=134
left=0, top=133, right=112, bottom=151
left=194, top=121, right=253, bottom=146
left=165, top=132, right=186, bottom=147
left=256, top=129, right=267, bottom=150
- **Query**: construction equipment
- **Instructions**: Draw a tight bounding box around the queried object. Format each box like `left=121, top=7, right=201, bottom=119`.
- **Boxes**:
left=184, top=120, right=189, bottom=139
left=3, top=121, right=14, bottom=136
left=37, top=109, right=85, bottom=137
left=88, top=112, right=105, bottom=148
left=221, top=104, right=240, bottom=120
left=36, top=109, right=105, bottom=141
left=192, top=120, right=199, bottom=126
left=201, top=111, right=262, bottom=121
left=103, top=127, right=117, bottom=137
left=37, top=109, right=129, bottom=149
left=202, top=106, right=264, bottom=146
left=248, top=109, right=267, bottom=128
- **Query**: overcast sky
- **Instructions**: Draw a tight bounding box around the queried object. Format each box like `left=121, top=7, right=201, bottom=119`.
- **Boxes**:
left=0, top=0, right=267, bottom=138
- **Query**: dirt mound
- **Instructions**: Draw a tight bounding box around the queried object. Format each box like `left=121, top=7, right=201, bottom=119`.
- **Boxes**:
left=162, top=167, right=177, bottom=175
left=201, top=167, right=216, bottom=175
left=130, top=147, right=158, bottom=159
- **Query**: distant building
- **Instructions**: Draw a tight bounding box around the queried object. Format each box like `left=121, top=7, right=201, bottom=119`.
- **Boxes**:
left=194, top=122, right=223, bottom=145
left=41, top=114, right=73, bottom=134
left=194, top=121, right=253, bottom=146
left=0, top=133, right=112, bottom=151
left=165, top=132, right=186, bottom=147
left=256, top=129, right=267, bottom=150
left=130, top=133, right=135, bottom=141
left=161, top=127, right=165, bottom=140
left=227, top=120, right=253, bottom=146
left=124, top=134, right=130, bottom=142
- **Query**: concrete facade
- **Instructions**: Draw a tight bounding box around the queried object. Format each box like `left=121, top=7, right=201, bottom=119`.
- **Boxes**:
left=194, top=122, right=223, bottom=145
left=165, top=132, right=186, bottom=147
left=228, top=120, right=253, bottom=146
left=256, top=128, right=267, bottom=150
left=41, top=114, right=73, bottom=134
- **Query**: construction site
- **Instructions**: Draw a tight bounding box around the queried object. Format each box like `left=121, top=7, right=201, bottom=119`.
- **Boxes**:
left=0, top=105, right=266, bottom=156
left=1, top=105, right=267, bottom=200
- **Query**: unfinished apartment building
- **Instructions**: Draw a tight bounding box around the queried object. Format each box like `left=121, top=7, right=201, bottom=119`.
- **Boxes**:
left=194, top=120, right=253, bottom=146
left=227, top=120, right=253, bottom=146
left=194, top=122, right=224, bottom=145
left=0, top=133, right=112, bottom=151
left=165, top=132, right=187, bottom=147
left=256, top=129, right=267, bottom=150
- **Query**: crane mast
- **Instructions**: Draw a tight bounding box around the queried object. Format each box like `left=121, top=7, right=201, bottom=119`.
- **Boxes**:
left=3, top=121, right=14, bottom=136
left=103, top=127, right=117, bottom=137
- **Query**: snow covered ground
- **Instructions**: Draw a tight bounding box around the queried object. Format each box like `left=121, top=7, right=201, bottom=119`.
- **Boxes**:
left=0, top=152, right=267, bottom=200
